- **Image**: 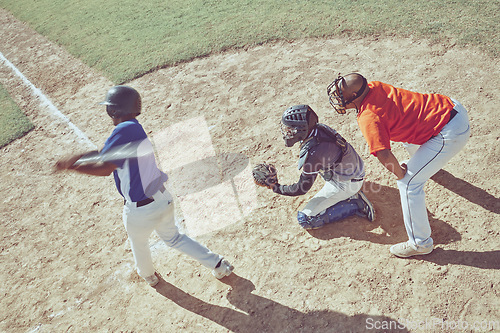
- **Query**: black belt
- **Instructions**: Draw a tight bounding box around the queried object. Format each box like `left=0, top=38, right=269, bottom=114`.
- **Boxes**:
left=125, top=185, right=166, bottom=207
left=448, top=109, right=458, bottom=123
left=351, top=178, right=363, bottom=182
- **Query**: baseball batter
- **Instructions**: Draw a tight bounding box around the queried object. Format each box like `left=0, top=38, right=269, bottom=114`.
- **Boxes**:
left=256, top=105, right=375, bottom=229
left=327, top=73, right=470, bottom=257
left=55, top=85, right=233, bottom=286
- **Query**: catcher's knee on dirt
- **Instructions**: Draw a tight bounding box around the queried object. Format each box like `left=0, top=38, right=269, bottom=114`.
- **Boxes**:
left=297, top=211, right=326, bottom=230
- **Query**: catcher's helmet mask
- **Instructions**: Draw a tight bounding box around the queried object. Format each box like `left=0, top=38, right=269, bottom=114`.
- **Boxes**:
left=281, top=105, right=319, bottom=147
left=100, top=85, right=142, bottom=119
left=327, top=74, right=367, bottom=114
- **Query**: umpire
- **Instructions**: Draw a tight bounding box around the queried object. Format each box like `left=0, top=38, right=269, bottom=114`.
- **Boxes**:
left=327, top=73, right=470, bottom=257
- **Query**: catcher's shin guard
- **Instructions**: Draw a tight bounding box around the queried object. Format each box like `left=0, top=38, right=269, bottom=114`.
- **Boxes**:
left=297, top=199, right=359, bottom=229
left=320, top=199, right=360, bottom=224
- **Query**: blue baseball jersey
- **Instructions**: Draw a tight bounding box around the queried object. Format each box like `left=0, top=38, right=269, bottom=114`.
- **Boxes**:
left=101, top=119, right=168, bottom=202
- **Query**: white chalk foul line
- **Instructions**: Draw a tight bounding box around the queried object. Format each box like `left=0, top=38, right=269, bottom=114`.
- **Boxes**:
left=0, top=51, right=97, bottom=150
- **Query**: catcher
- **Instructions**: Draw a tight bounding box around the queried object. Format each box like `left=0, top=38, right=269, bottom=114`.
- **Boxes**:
left=253, top=104, right=375, bottom=230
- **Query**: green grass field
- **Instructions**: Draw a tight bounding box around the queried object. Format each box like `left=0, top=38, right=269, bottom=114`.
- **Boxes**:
left=0, top=84, right=34, bottom=148
left=0, top=0, right=498, bottom=147
left=1, top=0, right=497, bottom=84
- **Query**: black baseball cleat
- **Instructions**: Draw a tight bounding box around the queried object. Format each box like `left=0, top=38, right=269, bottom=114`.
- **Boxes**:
left=357, top=191, right=375, bottom=222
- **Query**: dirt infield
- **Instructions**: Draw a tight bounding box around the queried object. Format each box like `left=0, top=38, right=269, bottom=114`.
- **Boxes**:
left=1, top=8, right=499, bottom=333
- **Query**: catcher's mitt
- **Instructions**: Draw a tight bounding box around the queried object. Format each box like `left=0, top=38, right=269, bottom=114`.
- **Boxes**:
left=252, top=163, right=278, bottom=189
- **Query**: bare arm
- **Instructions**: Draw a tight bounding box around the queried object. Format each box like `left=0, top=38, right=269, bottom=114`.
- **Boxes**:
left=70, top=161, right=118, bottom=176
left=376, top=149, right=407, bottom=180
left=55, top=152, right=118, bottom=177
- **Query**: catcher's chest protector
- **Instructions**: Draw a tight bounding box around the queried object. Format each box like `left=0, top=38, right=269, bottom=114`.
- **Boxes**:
left=298, top=124, right=347, bottom=171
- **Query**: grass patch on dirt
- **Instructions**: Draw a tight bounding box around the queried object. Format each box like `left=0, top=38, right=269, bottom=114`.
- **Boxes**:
left=1, top=0, right=498, bottom=84
left=0, top=83, right=34, bottom=148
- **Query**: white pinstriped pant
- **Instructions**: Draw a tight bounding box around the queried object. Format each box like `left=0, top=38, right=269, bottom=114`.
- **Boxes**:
left=123, top=188, right=222, bottom=278
left=398, top=99, right=470, bottom=249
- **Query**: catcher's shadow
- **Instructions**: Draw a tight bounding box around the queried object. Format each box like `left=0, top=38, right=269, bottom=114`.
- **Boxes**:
left=307, top=182, right=461, bottom=246
left=154, top=274, right=410, bottom=333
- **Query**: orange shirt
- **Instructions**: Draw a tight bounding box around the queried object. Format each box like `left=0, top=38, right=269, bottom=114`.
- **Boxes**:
left=357, top=81, right=454, bottom=155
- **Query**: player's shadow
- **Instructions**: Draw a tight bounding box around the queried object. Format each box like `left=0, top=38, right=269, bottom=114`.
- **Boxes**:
left=431, top=169, right=500, bottom=214
left=154, top=274, right=409, bottom=333
left=308, top=181, right=461, bottom=246
left=419, top=248, right=500, bottom=269
left=307, top=181, right=499, bottom=269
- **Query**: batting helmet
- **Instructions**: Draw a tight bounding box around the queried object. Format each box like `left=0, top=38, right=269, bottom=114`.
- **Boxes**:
left=281, top=105, right=318, bottom=147
left=100, top=85, right=142, bottom=119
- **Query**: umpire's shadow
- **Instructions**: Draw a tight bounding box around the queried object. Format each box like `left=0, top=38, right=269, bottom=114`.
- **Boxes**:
left=419, top=248, right=500, bottom=269
left=307, top=181, right=500, bottom=269
left=308, top=181, right=461, bottom=246
left=431, top=169, right=500, bottom=214
left=154, top=273, right=409, bottom=333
